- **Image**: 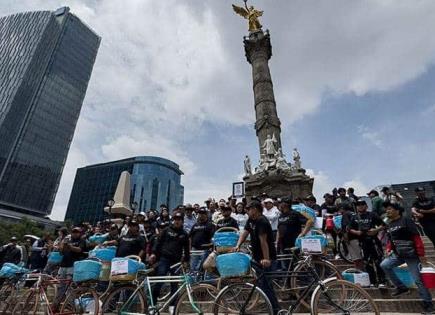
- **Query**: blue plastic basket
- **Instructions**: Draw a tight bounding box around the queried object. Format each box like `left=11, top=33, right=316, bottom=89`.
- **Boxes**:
left=333, top=215, right=342, bottom=230
left=89, top=247, right=116, bottom=262
left=47, top=251, right=63, bottom=264
left=0, top=263, right=28, bottom=278
left=394, top=267, right=416, bottom=288
left=88, top=234, right=107, bottom=244
left=73, top=260, right=102, bottom=282
left=295, top=234, right=328, bottom=250
left=216, top=253, right=250, bottom=278
left=111, top=258, right=145, bottom=277
left=213, top=232, right=239, bottom=247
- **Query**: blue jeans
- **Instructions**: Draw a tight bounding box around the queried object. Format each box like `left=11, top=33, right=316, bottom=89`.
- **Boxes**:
left=381, top=255, right=433, bottom=308
left=190, top=249, right=209, bottom=273
left=252, top=260, right=280, bottom=314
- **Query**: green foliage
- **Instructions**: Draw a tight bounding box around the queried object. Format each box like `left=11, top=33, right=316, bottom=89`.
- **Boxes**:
left=0, top=218, right=49, bottom=245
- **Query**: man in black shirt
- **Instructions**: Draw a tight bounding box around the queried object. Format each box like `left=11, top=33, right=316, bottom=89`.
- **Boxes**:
left=348, top=199, right=386, bottom=286
left=381, top=202, right=434, bottom=314
left=0, top=237, right=21, bottom=267
left=412, top=186, right=435, bottom=248
left=53, top=227, right=86, bottom=310
left=216, top=207, right=239, bottom=230
left=189, top=209, right=215, bottom=272
left=116, top=221, right=146, bottom=259
left=150, top=212, right=190, bottom=306
left=235, top=201, right=279, bottom=314
left=277, top=196, right=308, bottom=253
left=304, top=195, right=321, bottom=217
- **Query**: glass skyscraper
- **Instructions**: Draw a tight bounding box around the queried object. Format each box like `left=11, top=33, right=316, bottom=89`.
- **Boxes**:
left=65, top=156, right=184, bottom=224
left=0, top=7, right=100, bottom=217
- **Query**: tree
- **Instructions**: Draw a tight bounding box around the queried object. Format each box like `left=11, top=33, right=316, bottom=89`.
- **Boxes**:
left=0, top=218, right=49, bottom=245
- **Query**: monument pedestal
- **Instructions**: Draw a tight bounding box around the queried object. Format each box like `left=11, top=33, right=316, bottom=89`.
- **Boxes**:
left=244, top=169, right=313, bottom=201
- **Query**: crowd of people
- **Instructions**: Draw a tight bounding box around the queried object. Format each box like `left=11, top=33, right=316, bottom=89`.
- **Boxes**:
left=0, top=185, right=435, bottom=313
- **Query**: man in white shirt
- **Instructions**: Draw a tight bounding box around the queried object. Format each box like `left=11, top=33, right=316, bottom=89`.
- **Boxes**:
left=263, top=198, right=280, bottom=240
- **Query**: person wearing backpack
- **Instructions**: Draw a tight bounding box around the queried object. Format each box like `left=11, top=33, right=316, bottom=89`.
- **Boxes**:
left=381, top=201, right=434, bottom=314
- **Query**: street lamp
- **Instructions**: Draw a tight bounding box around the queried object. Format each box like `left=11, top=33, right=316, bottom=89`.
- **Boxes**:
left=131, top=201, right=138, bottom=213
left=107, top=199, right=115, bottom=218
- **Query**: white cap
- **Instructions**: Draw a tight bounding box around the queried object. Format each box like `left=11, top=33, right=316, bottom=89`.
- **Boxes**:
left=138, top=211, right=146, bottom=216
left=264, top=198, right=274, bottom=203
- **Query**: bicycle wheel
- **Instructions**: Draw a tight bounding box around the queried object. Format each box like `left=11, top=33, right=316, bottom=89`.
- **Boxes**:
left=11, top=288, right=38, bottom=315
left=60, top=287, right=100, bottom=315
left=338, top=239, right=353, bottom=263
left=213, top=283, right=273, bottom=315
left=102, top=284, right=147, bottom=314
left=174, top=283, right=217, bottom=314
left=0, top=282, right=16, bottom=312
left=311, top=279, right=380, bottom=315
left=290, top=258, right=341, bottom=310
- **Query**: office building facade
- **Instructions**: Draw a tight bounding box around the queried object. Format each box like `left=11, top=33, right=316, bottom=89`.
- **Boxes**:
left=0, top=7, right=100, bottom=216
left=65, top=156, right=184, bottom=224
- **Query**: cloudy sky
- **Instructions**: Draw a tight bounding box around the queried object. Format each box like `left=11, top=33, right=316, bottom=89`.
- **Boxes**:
left=2, top=0, right=435, bottom=220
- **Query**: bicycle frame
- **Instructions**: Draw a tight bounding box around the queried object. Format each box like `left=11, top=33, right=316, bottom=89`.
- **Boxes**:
left=120, top=270, right=202, bottom=314
left=249, top=257, right=348, bottom=315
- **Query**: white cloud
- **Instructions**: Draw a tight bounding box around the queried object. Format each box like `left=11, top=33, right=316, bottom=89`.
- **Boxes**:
left=342, top=179, right=370, bottom=197
left=2, top=1, right=435, bottom=219
left=358, top=125, right=384, bottom=148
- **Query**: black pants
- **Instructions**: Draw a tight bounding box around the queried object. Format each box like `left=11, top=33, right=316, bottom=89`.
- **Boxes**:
left=151, top=257, right=178, bottom=306
left=421, top=223, right=435, bottom=248
left=360, top=237, right=386, bottom=285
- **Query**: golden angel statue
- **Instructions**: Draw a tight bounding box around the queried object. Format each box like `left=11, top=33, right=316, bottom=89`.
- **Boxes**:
left=232, top=1, right=263, bottom=32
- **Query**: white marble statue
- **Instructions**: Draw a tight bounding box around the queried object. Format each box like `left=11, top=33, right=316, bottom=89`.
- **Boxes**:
left=292, top=148, right=301, bottom=169
left=276, top=149, right=291, bottom=170
left=256, top=154, right=267, bottom=173
left=262, top=134, right=278, bottom=158
left=244, top=155, right=252, bottom=176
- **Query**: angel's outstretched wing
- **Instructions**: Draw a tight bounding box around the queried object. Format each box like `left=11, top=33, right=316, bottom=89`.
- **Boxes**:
left=232, top=4, right=249, bottom=18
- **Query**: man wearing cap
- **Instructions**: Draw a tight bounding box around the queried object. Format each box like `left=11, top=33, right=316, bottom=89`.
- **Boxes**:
left=0, top=236, right=21, bottom=267
left=381, top=186, right=403, bottom=205
left=235, top=201, right=279, bottom=314
left=347, top=199, right=386, bottom=286
left=115, top=221, right=146, bottom=258
left=216, top=207, right=239, bottom=230
left=381, top=201, right=434, bottom=314
left=368, top=189, right=385, bottom=218
left=150, top=212, right=190, bottom=306
left=189, top=208, right=215, bottom=272
left=263, top=198, right=280, bottom=241
left=277, top=196, right=311, bottom=256
left=54, top=227, right=86, bottom=310
left=183, top=204, right=197, bottom=234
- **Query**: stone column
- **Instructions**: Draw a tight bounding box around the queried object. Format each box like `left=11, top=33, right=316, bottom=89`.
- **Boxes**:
left=244, top=30, right=282, bottom=155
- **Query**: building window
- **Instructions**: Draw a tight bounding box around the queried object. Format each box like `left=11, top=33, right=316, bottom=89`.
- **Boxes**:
left=151, top=178, right=159, bottom=210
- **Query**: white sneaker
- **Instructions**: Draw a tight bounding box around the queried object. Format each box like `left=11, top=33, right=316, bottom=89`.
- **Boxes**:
left=169, top=306, right=175, bottom=315
left=334, top=254, right=341, bottom=260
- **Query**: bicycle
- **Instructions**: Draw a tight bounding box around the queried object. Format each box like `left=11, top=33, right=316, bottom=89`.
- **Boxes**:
left=12, top=272, right=100, bottom=314
left=116, top=263, right=217, bottom=315
left=213, top=260, right=379, bottom=315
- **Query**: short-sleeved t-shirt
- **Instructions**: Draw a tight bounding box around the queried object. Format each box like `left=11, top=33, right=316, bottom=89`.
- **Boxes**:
left=277, top=211, right=306, bottom=249
left=413, top=197, right=435, bottom=224
left=116, top=233, right=146, bottom=257
left=387, top=216, right=419, bottom=242
left=348, top=211, right=384, bottom=240
left=320, top=203, right=338, bottom=215
left=189, top=221, right=215, bottom=249
left=60, top=237, right=87, bottom=268
left=216, top=217, right=239, bottom=230
left=245, top=215, right=277, bottom=262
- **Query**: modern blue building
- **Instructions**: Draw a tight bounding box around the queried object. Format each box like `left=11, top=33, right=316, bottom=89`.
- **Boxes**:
left=65, top=156, right=184, bottom=224
left=0, top=7, right=100, bottom=217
